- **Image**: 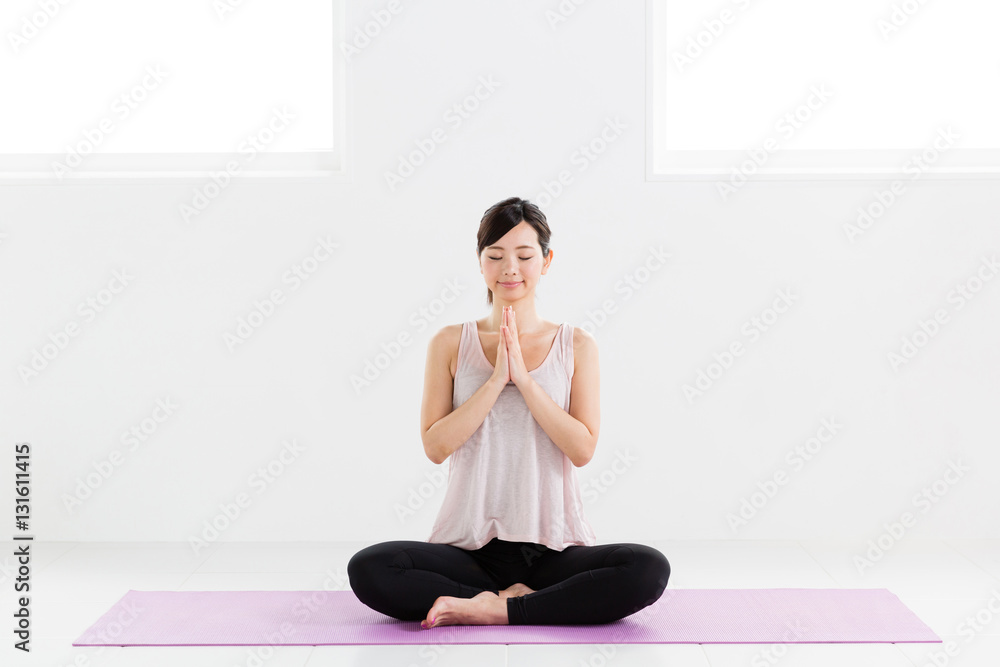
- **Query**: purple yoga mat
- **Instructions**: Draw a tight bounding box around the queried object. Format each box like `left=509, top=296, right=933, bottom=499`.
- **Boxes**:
left=72, top=588, right=941, bottom=646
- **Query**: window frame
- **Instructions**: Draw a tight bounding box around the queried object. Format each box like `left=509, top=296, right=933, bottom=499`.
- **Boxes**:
left=645, top=0, right=1000, bottom=182
left=0, top=1, right=350, bottom=185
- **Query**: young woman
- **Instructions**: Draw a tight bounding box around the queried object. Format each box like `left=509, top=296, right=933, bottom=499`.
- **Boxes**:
left=347, top=197, right=670, bottom=628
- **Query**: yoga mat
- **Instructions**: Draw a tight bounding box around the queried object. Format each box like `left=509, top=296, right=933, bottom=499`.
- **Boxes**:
left=72, top=588, right=941, bottom=646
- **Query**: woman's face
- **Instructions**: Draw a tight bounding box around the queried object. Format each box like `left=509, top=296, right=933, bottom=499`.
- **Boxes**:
left=479, top=221, right=550, bottom=300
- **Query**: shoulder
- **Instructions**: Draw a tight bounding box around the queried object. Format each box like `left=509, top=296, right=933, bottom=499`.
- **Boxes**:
left=429, top=321, right=465, bottom=352
left=568, top=326, right=598, bottom=375
left=569, top=325, right=597, bottom=353
left=428, top=322, right=466, bottom=378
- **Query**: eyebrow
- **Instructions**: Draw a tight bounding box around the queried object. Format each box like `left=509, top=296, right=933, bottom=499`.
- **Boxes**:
left=487, top=245, right=535, bottom=250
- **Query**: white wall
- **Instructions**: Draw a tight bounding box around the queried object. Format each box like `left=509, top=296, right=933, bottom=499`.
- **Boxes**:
left=2, top=0, right=998, bottom=548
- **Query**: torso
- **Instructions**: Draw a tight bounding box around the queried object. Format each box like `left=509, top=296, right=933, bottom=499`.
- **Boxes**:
left=449, top=318, right=562, bottom=379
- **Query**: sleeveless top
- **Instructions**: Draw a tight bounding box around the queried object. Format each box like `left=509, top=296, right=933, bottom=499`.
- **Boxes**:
left=426, top=319, right=597, bottom=551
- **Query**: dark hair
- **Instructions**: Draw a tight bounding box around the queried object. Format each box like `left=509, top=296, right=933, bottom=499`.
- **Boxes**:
left=477, top=197, right=552, bottom=305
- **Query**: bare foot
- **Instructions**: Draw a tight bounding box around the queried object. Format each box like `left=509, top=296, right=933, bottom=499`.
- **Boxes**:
left=421, top=590, right=508, bottom=629
left=498, top=582, right=536, bottom=600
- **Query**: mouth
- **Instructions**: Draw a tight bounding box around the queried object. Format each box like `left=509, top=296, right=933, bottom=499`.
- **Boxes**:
left=499, top=281, right=522, bottom=288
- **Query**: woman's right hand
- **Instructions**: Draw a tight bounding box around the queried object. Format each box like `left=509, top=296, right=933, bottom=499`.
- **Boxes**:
left=492, top=307, right=511, bottom=386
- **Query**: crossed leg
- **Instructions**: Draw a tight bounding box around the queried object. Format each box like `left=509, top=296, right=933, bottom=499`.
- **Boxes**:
left=347, top=540, right=501, bottom=622
left=507, top=542, right=671, bottom=625
left=347, top=539, right=670, bottom=627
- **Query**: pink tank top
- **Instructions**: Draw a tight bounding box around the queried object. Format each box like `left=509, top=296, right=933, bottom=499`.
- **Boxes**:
left=426, top=319, right=597, bottom=551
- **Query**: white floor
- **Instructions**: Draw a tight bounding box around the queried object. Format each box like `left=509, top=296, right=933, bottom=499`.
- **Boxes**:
left=1, top=538, right=998, bottom=666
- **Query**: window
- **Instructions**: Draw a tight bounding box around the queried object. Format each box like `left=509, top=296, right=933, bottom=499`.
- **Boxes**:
left=647, top=0, right=1000, bottom=180
left=1, top=0, right=346, bottom=182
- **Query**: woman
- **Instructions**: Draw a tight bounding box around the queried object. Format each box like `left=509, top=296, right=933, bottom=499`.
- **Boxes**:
left=348, top=196, right=670, bottom=628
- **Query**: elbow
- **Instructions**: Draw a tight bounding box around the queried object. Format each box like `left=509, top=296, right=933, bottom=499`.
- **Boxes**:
left=422, top=435, right=446, bottom=465
left=573, top=437, right=597, bottom=468
left=421, top=433, right=438, bottom=464
left=424, top=445, right=443, bottom=465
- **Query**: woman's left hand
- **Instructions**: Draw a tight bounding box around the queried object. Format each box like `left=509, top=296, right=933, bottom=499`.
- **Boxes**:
left=502, top=306, right=531, bottom=388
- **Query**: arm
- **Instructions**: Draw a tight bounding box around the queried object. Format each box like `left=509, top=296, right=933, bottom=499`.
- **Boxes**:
left=518, top=327, right=600, bottom=467
left=420, top=326, right=506, bottom=465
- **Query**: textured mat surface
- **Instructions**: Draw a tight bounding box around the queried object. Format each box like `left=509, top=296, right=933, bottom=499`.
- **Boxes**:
left=72, top=588, right=941, bottom=646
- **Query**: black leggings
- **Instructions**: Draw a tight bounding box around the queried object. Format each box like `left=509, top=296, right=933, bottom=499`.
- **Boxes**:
left=347, top=537, right=670, bottom=625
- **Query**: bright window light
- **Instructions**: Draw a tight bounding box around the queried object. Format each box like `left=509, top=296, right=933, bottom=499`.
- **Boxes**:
left=648, top=0, right=1000, bottom=178
left=1, top=0, right=345, bottom=180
